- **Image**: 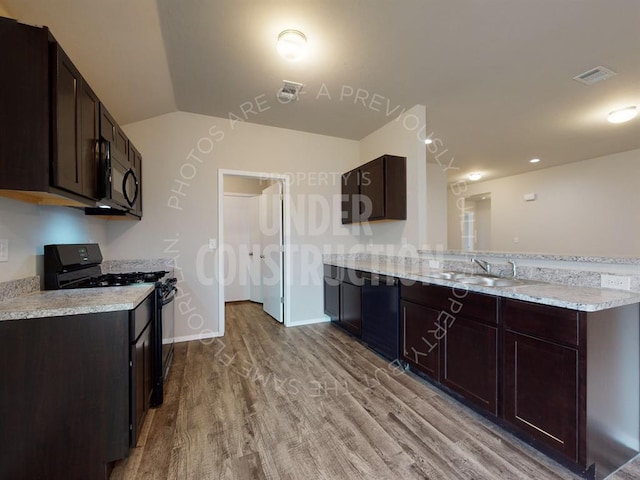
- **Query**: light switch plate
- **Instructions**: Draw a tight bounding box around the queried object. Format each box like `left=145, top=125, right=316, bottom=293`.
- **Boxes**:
left=0, top=239, right=8, bottom=262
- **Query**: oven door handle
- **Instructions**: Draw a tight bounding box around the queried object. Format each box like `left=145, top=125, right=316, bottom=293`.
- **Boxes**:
left=162, top=289, right=177, bottom=306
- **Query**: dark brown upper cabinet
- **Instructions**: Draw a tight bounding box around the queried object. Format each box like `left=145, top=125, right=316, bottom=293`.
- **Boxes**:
left=0, top=17, right=98, bottom=206
left=51, top=45, right=100, bottom=200
left=100, top=105, right=130, bottom=167
left=341, top=154, right=406, bottom=224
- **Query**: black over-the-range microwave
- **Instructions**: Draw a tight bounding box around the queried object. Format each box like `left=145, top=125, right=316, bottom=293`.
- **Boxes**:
left=98, top=137, right=139, bottom=211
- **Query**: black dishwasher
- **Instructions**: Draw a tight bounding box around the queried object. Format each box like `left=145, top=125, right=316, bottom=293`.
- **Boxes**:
left=361, top=272, right=400, bottom=361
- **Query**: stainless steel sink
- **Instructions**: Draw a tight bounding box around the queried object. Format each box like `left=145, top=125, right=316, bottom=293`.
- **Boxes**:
left=414, top=271, right=536, bottom=288
left=453, top=276, right=528, bottom=287
left=417, top=271, right=459, bottom=280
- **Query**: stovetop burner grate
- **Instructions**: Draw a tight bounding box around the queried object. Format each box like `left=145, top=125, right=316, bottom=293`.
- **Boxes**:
left=74, top=270, right=170, bottom=288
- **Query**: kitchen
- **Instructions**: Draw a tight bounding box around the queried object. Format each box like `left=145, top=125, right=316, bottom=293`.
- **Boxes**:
left=1, top=1, right=640, bottom=479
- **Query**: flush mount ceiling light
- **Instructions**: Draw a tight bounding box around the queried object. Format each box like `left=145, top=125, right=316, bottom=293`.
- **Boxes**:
left=607, top=106, right=638, bottom=124
left=277, top=29, right=307, bottom=61
left=467, top=172, right=482, bottom=181
left=529, top=158, right=540, bottom=164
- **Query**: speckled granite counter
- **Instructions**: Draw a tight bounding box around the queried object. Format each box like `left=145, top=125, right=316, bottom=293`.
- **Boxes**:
left=0, top=284, right=155, bottom=321
left=325, top=259, right=640, bottom=312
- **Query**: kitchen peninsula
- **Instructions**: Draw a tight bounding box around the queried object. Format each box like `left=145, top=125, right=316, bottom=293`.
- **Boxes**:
left=324, top=252, right=640, bottom=479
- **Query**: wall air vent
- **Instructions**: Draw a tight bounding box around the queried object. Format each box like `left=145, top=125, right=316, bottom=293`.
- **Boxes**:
left=277, top=80, right=304, bottom=102
left=573, top=66, right=617, bottom=85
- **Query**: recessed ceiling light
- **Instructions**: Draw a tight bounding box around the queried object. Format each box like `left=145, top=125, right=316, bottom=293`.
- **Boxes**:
left=467, top=173, right=482, bottom=181
left=529, top=158, right=540, bottom=163
left=608, top=106, right=638, bottom=124
left=277, top=30, right=307, bottom=61
left=424, top=138, right=433, bottom=145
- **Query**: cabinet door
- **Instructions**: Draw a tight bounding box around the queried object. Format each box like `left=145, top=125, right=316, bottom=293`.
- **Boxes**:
left=0, top=18, right=49, bottom=192
left=340, top=281, right=362, bottom=337
left=52, top=45, right=100, bottom=200
left=131, top=322, right=152, bottom=447
left=400, top=300, right=439, bottom=381
left=79, top=80, right=100, bottom=199
left=341, top=169, right=359, bottom=224
left=323, top=276, right=340, bottom=320
left=383, top=155, right=407, bottom=220
left=52, top=46, right=82, bottom=194
left=441, top=317, right=497, bottom=415
left=100, top=105, right=130, bottom=166
left=359, top=158, right=385, bottom=220
left=504, top=331, right=579, bottom=462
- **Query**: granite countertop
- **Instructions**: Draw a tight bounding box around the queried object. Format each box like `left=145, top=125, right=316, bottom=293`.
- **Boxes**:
left=325, top=259, right=640, bottom=312
left=0, top=284, right=155, bottom=321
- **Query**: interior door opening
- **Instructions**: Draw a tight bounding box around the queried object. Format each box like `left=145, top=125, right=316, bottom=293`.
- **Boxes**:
left=218, top=170, right=290, bottom=334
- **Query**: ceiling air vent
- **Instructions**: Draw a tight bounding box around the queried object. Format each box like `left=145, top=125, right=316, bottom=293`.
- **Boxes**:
left=277, top=80, right=304, bottom=102
left=573, top=66, right=617, bottom=85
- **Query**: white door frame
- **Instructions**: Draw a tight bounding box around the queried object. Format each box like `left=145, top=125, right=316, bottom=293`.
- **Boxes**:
left=217, top=169, right=291, bottom=334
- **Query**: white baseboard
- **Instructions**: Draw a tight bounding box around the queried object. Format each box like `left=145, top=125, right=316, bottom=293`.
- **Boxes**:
left=173, top=332, right=220, bottom=343
left=286, top=316, right=331, bottom=327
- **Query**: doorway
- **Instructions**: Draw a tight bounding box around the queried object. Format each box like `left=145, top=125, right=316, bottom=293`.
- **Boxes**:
left=217, top=169, right=291, bottom=335
left=462, top=192, right=492, bottom=251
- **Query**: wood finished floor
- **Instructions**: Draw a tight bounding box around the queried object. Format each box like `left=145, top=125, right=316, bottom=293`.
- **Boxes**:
left=111, top=302, right=640, bottom=480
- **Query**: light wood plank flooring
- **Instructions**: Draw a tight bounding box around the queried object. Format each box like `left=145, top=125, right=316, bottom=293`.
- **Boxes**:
left=111, top=302, right=640, bottom=479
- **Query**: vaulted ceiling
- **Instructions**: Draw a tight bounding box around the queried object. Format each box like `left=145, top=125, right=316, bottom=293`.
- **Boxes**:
left=3, top=0, right=640, bottom=182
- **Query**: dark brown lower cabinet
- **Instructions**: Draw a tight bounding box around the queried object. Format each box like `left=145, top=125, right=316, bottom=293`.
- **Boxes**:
left=0, top=293, right=156, bottom=479
left=400, top=300, right=439, bottom=380
left=504, top=331, right=580, bottom=462
left=0, top=311, right=130, bottom=480
left=441, top=317, right=498, bottom=415
left=340, top=281, right=362, bottom=337
left=324, top=266, right=362, bottom=338
left=132, top=321, right=152, bottom=446
left=323, top=274, right=340, bottom=320
left=400, top=284, right=498, bottom=416
left=325, top=273, right=638, bottom=478
left=130, top=293, right=154, bottom=447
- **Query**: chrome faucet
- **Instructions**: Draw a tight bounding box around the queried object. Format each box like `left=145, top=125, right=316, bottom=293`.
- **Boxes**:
left=507, top=259, right=517, bottom=278
left=472, top=258, right=491, bottom=275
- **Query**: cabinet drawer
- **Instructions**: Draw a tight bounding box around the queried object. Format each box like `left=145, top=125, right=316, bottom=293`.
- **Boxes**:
left=323, top=264, right=339, bottom=279
left=339, top=267, right=364, bottom=285
left=503, top=299, right=580, bottom=347
left=401, top=283, right=497, bottom=324
left=131, top=294, right=153, bottom=341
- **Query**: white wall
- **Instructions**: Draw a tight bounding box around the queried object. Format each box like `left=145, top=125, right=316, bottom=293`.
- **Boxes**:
left=475, top=197, right=491, bottom=251
left=224, top=176, right=265, bottom=195
left=426, top=162, right=448, bottom=249
left=0, top=2, right=12, bottom=17
left=448, top=148, right=640, bottom=256
left=356, top=105, right=428, bottom=254
left=107, top=111, right=359, bottom=339
left=0, top=197, right=108, bottom=282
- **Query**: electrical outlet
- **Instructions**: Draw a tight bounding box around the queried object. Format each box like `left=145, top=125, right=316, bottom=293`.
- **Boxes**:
left=601, top=274, right=631, bottom=291
left=0, top=239, right=8, bottom=262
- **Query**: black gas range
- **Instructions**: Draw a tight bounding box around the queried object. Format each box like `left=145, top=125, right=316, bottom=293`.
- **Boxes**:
left=44, top=243, right=176, bottom=407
